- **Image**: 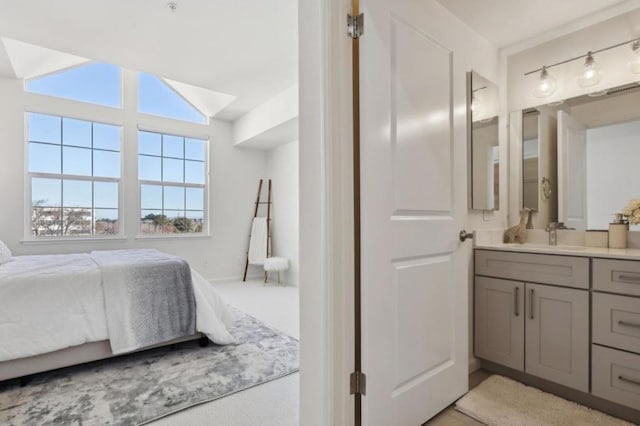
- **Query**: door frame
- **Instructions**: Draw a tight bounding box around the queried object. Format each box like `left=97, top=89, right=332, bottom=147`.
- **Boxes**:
left=299, top=0, right=354, bottom=424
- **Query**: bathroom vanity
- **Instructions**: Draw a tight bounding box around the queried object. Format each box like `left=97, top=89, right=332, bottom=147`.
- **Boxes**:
left=474, top=245, right=640, bottom=420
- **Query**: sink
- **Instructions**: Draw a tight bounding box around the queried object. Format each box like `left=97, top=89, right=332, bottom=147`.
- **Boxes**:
left=551, top=245, right=586, bottom=251
left=501, top=243, right=586, bottom=252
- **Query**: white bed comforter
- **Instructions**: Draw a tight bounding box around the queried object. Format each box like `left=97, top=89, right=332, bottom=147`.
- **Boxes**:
left=0, top=253, right=235, bottom=362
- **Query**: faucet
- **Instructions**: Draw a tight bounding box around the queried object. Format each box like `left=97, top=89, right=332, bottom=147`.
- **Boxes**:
left=545, top=222, right=573, bottom=245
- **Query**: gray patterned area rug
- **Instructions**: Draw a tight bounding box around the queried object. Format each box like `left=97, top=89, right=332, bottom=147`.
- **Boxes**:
left=0, top=310, right=299, bottom=426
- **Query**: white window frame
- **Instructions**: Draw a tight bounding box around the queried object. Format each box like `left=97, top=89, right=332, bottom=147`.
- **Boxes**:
left=24, top=111, right=124, bottom=241
left=136, top=127, right=210, bottom=238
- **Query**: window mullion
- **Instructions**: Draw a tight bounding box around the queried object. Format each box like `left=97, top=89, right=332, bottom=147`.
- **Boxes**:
left=183, top=137, right=186, bottom=216
left=161, top=134, right=165, bottom=234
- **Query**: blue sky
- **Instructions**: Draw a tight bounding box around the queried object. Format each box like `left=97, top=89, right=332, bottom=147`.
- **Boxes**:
left=27, top=63, right=207, bottom=219
left=27, top=62, right=121, bottom=108
left=26, top=62, right=206, bottom=125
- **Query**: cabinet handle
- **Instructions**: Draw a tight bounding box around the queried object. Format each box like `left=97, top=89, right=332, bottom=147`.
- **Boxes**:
left=618, top=375, right=640, bottom=387
left=529, top=289, right=535, bottom=320
left=618, top=320, right=640, bottom=329
left=618, top=274, right=640, bottom=283
left=514, top=287, right=519, bottom=317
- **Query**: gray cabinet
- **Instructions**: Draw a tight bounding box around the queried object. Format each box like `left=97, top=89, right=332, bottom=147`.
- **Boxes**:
left=475, top=250, right=589, bottom=289
left=592, top=345, right=640, bottom=409
left=475, top=277, right=524, bottom=371
left=525, top=283, right=589, bottom=392
left=474, top=250, right=590, bottom=392
left=592, top=259, right=640, bottom=409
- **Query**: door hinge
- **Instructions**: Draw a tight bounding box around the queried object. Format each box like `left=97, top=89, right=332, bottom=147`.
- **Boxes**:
left=347, top=13, right=364, bottom=39
left=350, top=371, right=367, bottom=395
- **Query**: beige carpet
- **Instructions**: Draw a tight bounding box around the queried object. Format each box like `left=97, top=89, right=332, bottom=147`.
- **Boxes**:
left=455, top=375, right=631, bottom=426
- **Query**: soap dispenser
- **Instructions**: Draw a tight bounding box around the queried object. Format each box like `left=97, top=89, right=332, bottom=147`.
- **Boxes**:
left=608, top=213, right=629, bottom=249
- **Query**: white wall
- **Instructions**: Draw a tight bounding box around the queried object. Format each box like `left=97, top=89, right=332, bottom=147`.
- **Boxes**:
left=587, top=119, right=640, bottom=229
left=233, top=85, right=298, bottom=145
left=0, top=72, right=268, bottom=282
left=265, top=140, right=299, bottom=285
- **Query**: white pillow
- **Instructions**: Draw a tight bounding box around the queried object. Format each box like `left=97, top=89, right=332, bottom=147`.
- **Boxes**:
left=0, top=240, right=12, bottom=265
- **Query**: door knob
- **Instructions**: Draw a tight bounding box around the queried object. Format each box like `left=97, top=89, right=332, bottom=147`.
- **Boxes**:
left=459, top=230, right=474, bottom=242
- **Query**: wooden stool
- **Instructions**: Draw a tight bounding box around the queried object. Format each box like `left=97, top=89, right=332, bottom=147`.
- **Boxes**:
left=264, top=257, right=289, bottom=285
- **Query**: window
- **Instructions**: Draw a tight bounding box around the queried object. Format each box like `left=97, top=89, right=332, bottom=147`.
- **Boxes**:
left=138, top=130, right=207, bottom=235
left=28, top=113, right=121, bottom=237
left=138, top=73, right=206, bottom=124
left=26, top=62, right=121, bottom=108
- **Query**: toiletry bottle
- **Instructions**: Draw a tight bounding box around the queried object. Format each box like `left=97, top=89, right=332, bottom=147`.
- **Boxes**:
left=609, top=213, right=629, bottom=249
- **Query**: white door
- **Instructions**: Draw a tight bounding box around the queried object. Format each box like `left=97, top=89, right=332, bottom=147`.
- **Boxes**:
left=558, top=111, right=587, bottom=230
left=359, top=1, right=470, bottom=424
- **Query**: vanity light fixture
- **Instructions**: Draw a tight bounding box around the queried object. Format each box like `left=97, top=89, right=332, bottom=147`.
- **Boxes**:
left=533, top=66, right=557, bottom=98
left=525, top=37, right=640, bottom=96
left=630, top=40, right=640, bottom=74
left=577, top=52, right=603, bottom=88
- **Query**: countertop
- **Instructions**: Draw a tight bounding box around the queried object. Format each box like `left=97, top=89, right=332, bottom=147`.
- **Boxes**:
left=474, top=229, right=640, bottom=260
left=474, top=243, right=640, bottom=261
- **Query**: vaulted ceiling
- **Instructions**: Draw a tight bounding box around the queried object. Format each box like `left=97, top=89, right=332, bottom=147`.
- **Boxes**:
left=0, top=0, right=297, bottom=121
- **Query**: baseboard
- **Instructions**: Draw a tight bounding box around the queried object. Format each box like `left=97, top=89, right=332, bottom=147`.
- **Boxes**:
left=206, top=274, right=262, bottom=284
left=469, top=356, right=481, bottom=374
left=269, top=280, right=299, bottom=287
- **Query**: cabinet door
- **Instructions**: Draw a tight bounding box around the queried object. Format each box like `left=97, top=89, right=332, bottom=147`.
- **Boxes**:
left=475, top=277, right=524, bottom=371
left=525, top=283, right=589, bottom=392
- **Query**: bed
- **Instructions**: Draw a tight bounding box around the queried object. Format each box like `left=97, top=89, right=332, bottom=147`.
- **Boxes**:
left=0, top=248, right=236, bottom=382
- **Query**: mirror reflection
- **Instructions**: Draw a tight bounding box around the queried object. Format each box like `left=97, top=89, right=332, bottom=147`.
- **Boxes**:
left=522, top=110, right=540, bottom=212
left=520, top=108, right=558, bottom=230
left=520, top=82, right=640, bottom=230
left=468, top=71, right=499, bottom=211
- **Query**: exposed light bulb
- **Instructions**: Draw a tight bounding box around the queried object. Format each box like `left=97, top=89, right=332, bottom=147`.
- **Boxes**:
left=577, top=52, right=602, bottom=88
left=630, top=41, right=640, bottom=74
left=533, top=66, right=557, bottom=98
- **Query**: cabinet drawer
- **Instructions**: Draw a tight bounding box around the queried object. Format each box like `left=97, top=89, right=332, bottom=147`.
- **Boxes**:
left=592, top=345, right=640, bottom=409
left=475, top=250, right=589, bottom=289
left=594, top=259, right=640, bottom=297
left=593, top=293, right=640, bottom=354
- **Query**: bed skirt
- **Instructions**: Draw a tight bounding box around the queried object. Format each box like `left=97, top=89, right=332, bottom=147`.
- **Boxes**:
left=0, top=334, right=201, bottom=382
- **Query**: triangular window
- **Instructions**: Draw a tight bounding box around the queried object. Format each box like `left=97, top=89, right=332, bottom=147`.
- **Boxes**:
left=138, top=73, right=206, bottom=124
left=26, top=62, right=121, bottom=108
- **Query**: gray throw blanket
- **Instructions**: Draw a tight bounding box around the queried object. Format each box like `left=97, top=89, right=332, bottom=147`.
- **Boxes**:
left=91, top=249, right=196, bottom=354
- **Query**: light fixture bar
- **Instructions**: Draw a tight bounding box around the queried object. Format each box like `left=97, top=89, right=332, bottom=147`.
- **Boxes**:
left=524, top=37, right=640, bottom=76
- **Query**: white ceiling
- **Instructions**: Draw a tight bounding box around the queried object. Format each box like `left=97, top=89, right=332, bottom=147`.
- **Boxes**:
left=0, top=0, right=298, bottom=121
left=437, top=0, right=630, bottom=47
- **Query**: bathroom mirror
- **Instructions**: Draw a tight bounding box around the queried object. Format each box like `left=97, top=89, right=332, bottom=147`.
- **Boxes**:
left=467, top=71, right=499, bottom=211
left=517, top=82, right=640, bottom=230
left=522, top=110, right=540, bottom=211
left=520, top=108, right=558, bottom=229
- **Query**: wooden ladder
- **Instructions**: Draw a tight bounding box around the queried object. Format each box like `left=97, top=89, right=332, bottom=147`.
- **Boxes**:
left=243, top=179, right=272, bottom=282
